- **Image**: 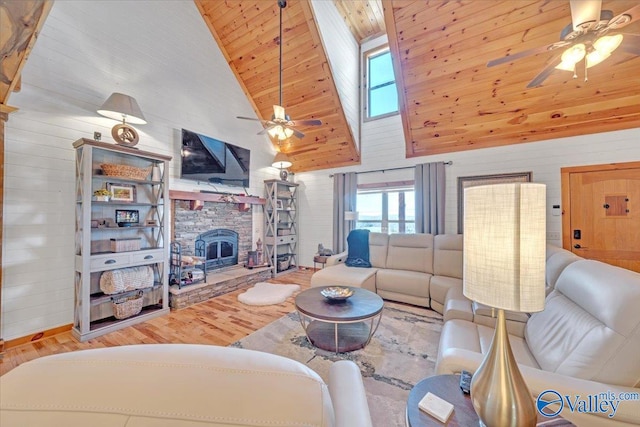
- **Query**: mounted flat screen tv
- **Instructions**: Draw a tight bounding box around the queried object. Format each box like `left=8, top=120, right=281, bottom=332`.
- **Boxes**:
left=180, top=129, right=250, bottom=188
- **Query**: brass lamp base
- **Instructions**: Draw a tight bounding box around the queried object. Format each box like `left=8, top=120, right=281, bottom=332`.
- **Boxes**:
left=470, top=309, right=537, bottom=427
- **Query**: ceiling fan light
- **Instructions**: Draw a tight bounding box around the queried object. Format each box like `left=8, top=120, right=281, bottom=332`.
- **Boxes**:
left=556, top=61, right=577, bottom=71
left=267, top=125, right=293, bottom=141
left=593, top=34, right=623, bottom=55
left=267, top=126, right=281, bottom=139
left=586, top=51, right=611, bottom=68
left=586, top=34, right=623, bottom=68
left=284, top=127, right=294, bottom=139
left=562, top=43, right=586, bottom=64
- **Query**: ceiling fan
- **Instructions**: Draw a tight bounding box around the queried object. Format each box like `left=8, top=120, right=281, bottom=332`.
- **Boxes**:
left=487, top=0, right=640, bottom=88
left=237, top=0, right=321, bottom=141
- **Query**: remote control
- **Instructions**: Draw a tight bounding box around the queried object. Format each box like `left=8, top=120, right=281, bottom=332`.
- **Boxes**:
left=460, top=370, right=472, bottom=394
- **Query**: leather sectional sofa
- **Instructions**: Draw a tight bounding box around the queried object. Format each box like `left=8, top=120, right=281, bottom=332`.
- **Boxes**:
left=0, top=344, right=373, bottom=427
left=311, top=233, right=463, bottom=311
left=311, top=233, right=640, bottom=426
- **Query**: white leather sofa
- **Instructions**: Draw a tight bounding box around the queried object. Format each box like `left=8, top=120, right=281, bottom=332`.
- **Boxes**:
left=0, top=344, right=372, bottom=427
left=437, top=260, right=640, bottom=427
left=311, top=233, right=463, bottom=310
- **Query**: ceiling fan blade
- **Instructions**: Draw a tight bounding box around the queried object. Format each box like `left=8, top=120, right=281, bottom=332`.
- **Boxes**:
left=526, top=54, right=563, bottom=88
left=273, top=105, right=286, bottom=121
left=570, top=0, right=601, bottom=31
left=487, top=41, right=570, bottom=67
left=289, top=119, right=322, bottom=126
left=257, top=127, right=272, bottom=136
left=607, top=4, right=640, bottom=30
left=291, top=128, right=305, bottom=139
left=620, top=33, right=640, bottom=56
left=236, top=116, right=263, bottom=122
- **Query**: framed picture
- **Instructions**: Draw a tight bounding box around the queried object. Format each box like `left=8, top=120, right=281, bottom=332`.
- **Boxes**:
left=276, top=200, right=284, bottom=210
left=457, top=172, right=532, bottom=233
left=107, top=183, right=136, bottom=202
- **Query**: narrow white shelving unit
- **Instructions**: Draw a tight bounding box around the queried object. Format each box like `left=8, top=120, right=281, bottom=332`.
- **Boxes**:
left=264, top=179, right=298, bottom=276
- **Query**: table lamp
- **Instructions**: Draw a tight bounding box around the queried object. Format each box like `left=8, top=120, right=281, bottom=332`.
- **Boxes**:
left=272, top=152, right=292, bottom=181
left=97, top=92, right=147, bottom=147
left=463, top=182, right=546, bottom=427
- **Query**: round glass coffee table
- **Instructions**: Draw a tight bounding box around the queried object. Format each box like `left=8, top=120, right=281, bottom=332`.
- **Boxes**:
left=295, top=286, right=384, bottom=353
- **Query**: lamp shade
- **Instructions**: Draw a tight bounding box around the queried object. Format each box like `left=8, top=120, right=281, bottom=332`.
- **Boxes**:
left=463, top=183, right=546, bottom=313
left=272, top=152, right=292, bottom=169
left=97, top=92, right=147, bottom=124
left=344, top=211, right=359, bottom=221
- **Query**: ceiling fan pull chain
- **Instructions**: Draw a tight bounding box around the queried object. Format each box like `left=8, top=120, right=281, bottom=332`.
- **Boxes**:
left=584, top=60, right=588, bottom=82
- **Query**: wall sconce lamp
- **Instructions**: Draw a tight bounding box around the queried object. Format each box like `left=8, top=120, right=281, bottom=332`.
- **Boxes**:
left=97, top=92, right=147, bottom=147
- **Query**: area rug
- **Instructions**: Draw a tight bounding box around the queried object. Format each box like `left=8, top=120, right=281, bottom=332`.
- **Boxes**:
left=231, top=301, right=443, bottom=427
left=237, top=282, right=301, bottom=305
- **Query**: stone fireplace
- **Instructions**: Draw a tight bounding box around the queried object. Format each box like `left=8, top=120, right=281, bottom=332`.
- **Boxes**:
left=173, top=200, right=252, bottom=267
left=169, top=194, right=272, bottom=310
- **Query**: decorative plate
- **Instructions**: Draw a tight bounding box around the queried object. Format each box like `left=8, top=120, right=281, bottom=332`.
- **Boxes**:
left=321, top=286, right=354, bottom=300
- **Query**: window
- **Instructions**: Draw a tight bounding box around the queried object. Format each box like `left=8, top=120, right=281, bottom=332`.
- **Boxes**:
left=356, top=186, right=415, bottom=234
left=365, top=47, right=398, bottom=119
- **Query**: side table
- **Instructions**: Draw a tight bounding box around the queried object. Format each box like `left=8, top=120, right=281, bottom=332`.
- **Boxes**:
left=406, top=375, right=574, bottom=427
left=406, top=375, right=477, bottom=427
left=313, top=254, right=329, bottom=270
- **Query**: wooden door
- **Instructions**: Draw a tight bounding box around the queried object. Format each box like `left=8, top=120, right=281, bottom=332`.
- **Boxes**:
left=561, top=162, right=640, bottom=273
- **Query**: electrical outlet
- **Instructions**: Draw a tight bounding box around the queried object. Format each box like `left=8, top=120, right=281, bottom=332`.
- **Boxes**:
left=547, top=231, right=561, bottom=240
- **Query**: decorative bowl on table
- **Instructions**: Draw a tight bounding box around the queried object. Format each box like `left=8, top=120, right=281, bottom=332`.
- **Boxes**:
left=321, top=286, right=354, bottom=301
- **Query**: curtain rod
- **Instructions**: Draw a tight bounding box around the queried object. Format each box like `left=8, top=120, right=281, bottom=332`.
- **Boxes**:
left=329, top=161, right=452, bottom=178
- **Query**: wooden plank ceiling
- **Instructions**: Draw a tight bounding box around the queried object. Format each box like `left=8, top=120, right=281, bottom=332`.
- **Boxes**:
left=384, top=0, right=640, bottom=157
left=333, top=0, right=386, bottom=42
left=196, top=0, right=361, bottom=172
left=198, top=0, right=640, bottom=171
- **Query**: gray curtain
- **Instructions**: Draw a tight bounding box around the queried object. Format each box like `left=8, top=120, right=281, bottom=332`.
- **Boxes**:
left=333, top=172, right=358, bottom=253
left=415, top=162, right=446, bottom=234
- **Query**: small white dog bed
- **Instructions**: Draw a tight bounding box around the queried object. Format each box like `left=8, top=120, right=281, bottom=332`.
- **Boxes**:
left=237, top=282, right=301, bottom=306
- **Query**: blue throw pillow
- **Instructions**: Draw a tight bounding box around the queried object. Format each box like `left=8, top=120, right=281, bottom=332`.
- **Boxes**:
left=345, top=229, right=371, bottom=268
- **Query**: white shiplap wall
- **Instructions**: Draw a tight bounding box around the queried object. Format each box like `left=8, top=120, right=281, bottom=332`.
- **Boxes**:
left=2, top=1, right=279, bottom=340
left=310, top=0, right=360, bottom=147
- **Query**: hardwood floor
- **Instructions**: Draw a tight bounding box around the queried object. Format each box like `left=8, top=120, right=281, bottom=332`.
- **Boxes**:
left=0, top=269, right=312, bottom=376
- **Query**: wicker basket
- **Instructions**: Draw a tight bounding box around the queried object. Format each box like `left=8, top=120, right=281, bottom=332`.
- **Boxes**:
left=100, top=266, right=154, bottom=295
left=101, top=163, right=152, bottom=180
left=111, top=291, right=144, bottom=319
